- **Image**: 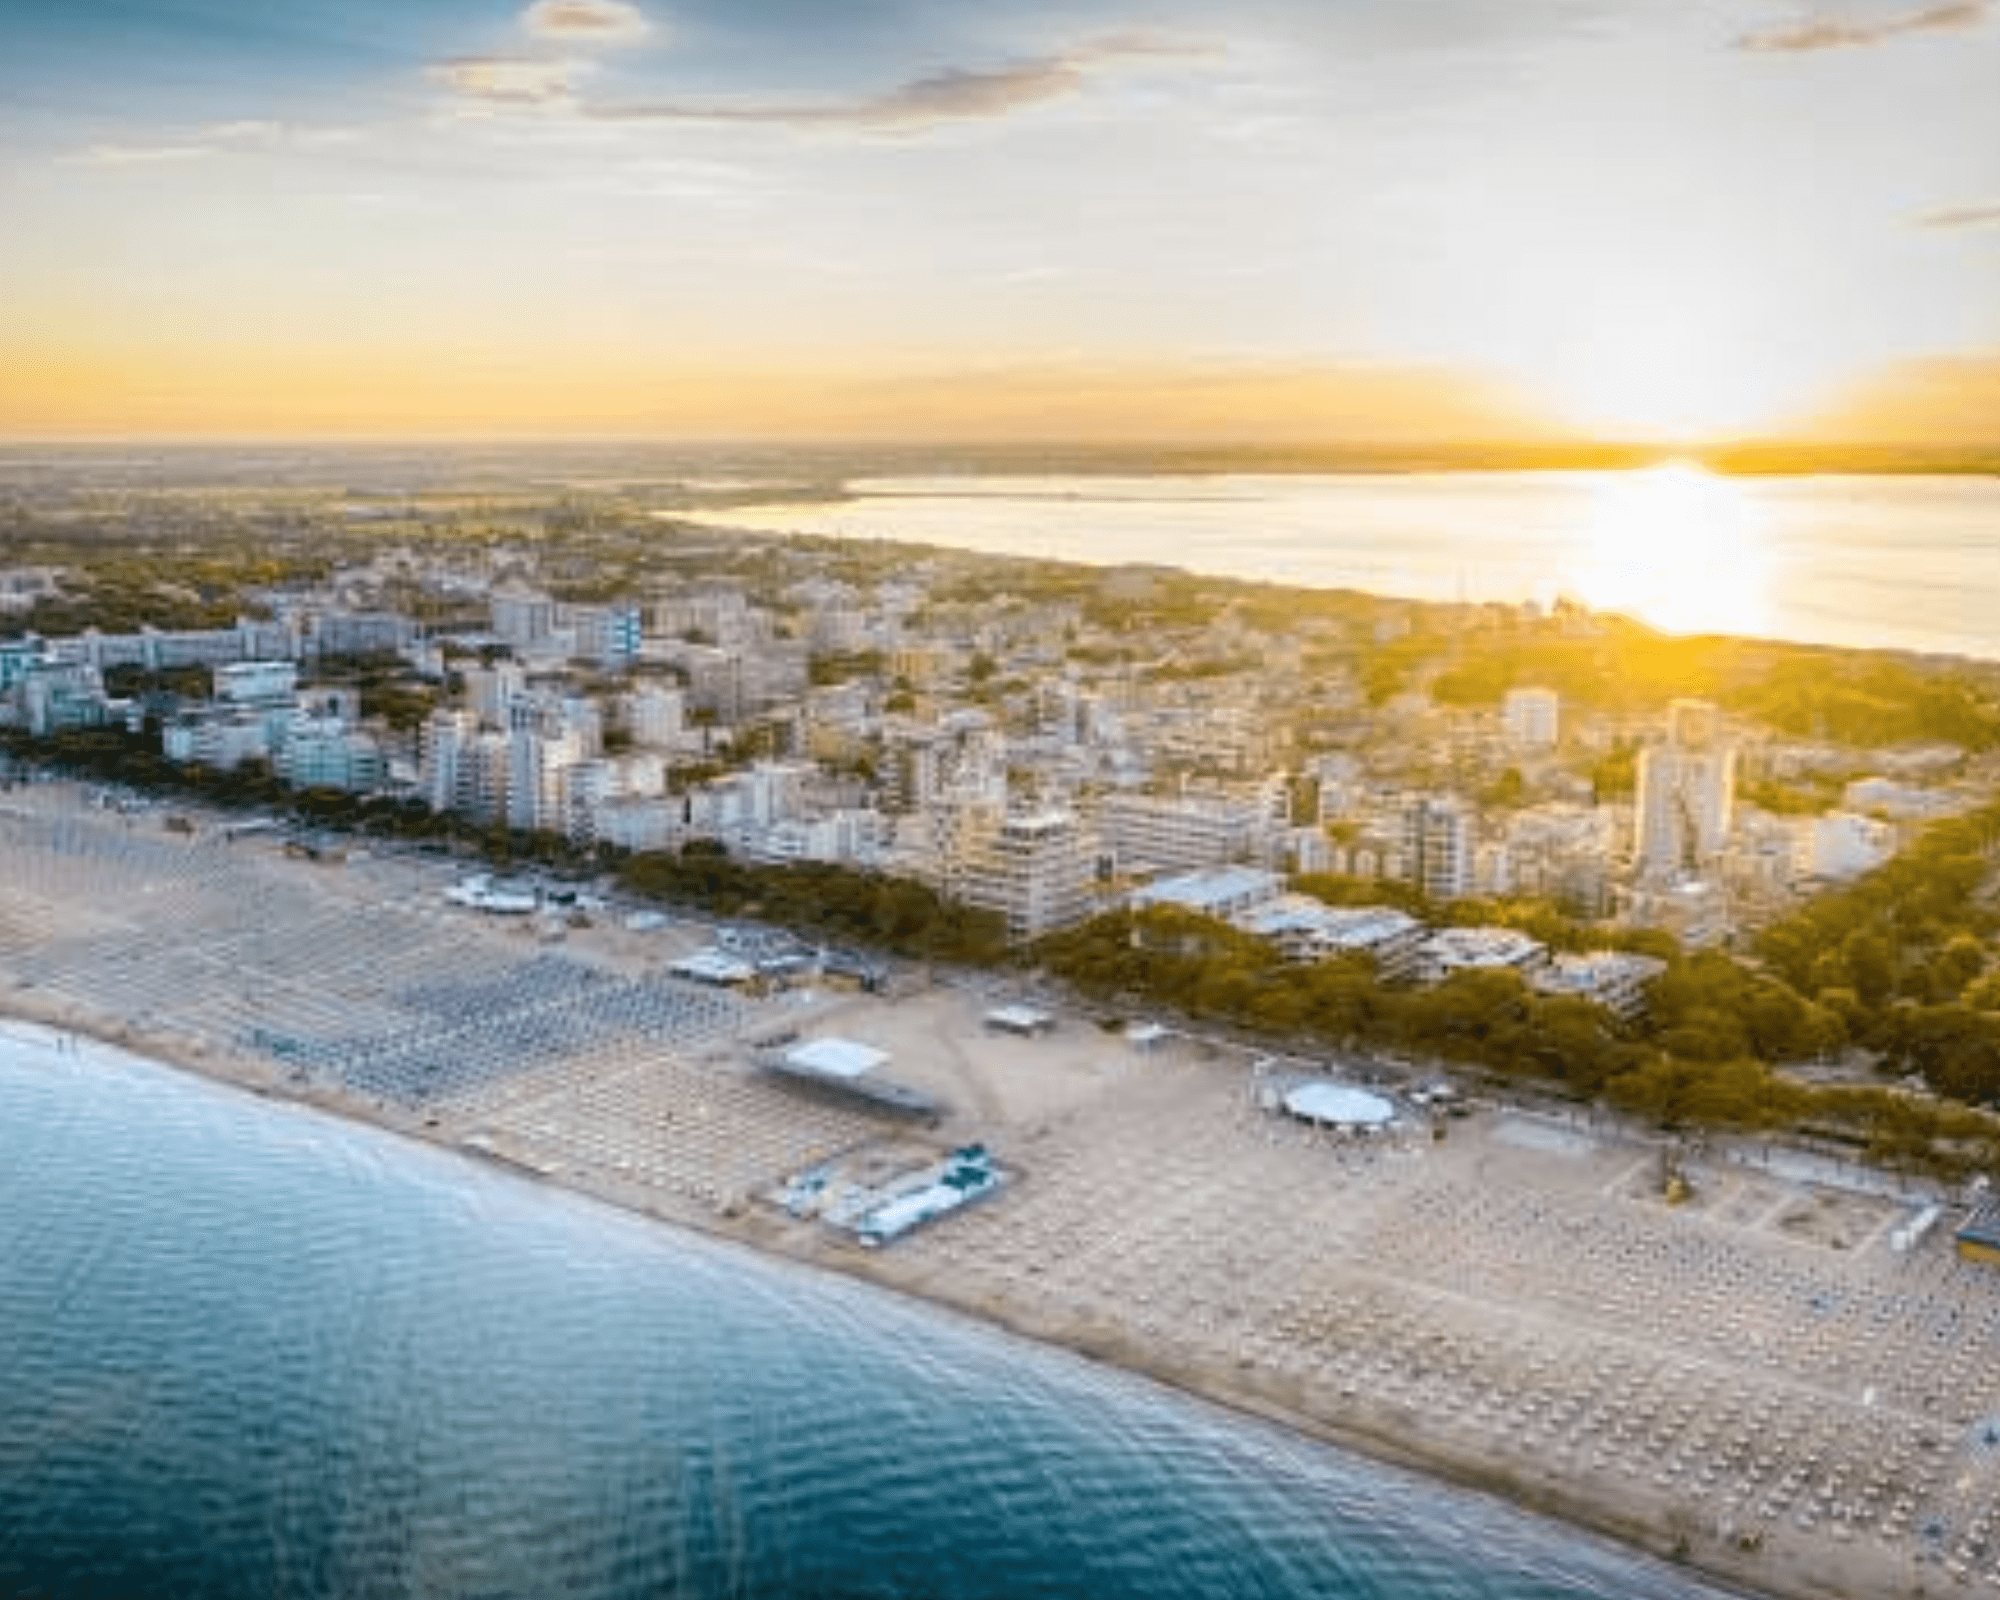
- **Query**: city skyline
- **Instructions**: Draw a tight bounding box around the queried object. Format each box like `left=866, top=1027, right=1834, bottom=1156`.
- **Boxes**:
left=2, top=0, right=1997, bottom=443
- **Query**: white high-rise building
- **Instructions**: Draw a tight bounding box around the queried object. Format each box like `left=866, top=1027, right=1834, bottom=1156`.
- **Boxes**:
left=504, top=696, right=586, bottom=835
left=422, top=709, right=470, bottom=813
left=1501, top=686, right=1560, bottom=747
left=421, top=709, right=511, bottom=823
left=1634, top=698, right=1736, bottom=880
left=955, top=809, right=1096, bottom=943
left=1402, top=796, right=1474, bottom=900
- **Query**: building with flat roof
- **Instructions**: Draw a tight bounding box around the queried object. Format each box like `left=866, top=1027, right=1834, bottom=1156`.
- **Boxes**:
left=1403, top=796, right=1474, bottom=901
left=1529, top=950, right=1666, bottom=1022
left=984, top=1003, right=1056, bottom=1036
left=1282, top=1080, right=1396, bottom=1129
left=760, top=1036, right=936, bottom=1115
left=956, top=808, right=1096, bottom=943
left=1636, top=699, right=1736, bottom=882
left=1096, top=789, right=1274, bottom=876
left=1129, top=865, right=1284, bottom=922
left=668, top=948, right=757, bottom=986
left=1236, top=897, right=1426, bottom=979
left=1413, top=926, right=1550, bottom=984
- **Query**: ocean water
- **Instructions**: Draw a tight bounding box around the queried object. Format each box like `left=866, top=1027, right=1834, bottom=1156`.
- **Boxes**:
left=692, top=469, right=2000, bottom=661
left=0, top=1033, right=1738, bottom=1600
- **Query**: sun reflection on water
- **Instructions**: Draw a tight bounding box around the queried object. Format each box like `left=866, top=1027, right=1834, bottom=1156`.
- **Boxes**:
left=1569, top=462, right=1772, bottom=637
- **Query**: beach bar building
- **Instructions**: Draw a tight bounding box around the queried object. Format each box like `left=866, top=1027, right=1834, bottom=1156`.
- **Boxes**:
left=984, top=1003, right=1056, bottom=1037
left=1281, top=1080, right=1397, bottom=1132
left=759, top=1035, right=938, bottom=1116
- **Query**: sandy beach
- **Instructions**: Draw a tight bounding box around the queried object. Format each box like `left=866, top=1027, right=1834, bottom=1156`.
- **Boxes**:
left=4, top=782, right=1994, bottom=1600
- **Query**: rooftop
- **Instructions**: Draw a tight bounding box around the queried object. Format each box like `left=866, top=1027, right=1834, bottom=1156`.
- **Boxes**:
left=1282, top=1080, right=1396, bottom=1127
left=1130, top=865, right=1283, bottom=916
left=783, top=1037, right=888, bottom=1080
left=1417, top=926, right=1548, bottom=967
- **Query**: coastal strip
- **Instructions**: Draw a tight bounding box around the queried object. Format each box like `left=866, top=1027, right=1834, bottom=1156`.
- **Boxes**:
left=2, top=787, right=1988, bottom=1600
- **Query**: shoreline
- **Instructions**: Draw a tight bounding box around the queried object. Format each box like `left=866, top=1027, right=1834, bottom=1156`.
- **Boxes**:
left=0, top=1001, right=1839, bottom=1600
left=1, top=788, right=1982, bottom=1600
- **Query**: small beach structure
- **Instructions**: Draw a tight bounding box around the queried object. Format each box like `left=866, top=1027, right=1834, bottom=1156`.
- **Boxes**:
left=984, top=1003, right=1055, bottom=1037
left=443, top=874, right=537, bottom=914
left=852, top=1145, right=1006, bottom=1248
left=1281, top=1079, right=1396, bottom=1131
left=668, top=948, right=757, bottom=986
left=759, top=1035, right=937, bottom=1116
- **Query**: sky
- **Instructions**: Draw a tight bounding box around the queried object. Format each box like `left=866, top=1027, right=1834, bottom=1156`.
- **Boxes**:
left=0, top=0, right=1996, bottom=443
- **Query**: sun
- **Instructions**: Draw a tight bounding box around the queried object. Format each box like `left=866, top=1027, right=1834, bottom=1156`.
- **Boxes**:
left=1569, top=462, right=1772, bottom=637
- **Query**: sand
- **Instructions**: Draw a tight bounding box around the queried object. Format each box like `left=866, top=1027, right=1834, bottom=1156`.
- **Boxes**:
left=3, top=781, right=1994, bottom=1600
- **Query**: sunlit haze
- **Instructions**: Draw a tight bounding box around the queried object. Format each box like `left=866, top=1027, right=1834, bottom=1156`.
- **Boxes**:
left=1, top=0, right=1997, bottom=442
left=1571, top=463, right=1772, bottom=634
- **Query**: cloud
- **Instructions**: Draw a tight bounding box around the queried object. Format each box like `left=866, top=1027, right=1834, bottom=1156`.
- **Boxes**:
left=588, top=33, right=1211, bottom=132
left=68, top=142, right=213, bottom=166
left=428, top=56, right=589, bottom=106
left=200, top=120, right=287, bottom=145
left=1916, top=201, right=2000, bottom=230
left=521, top=0, right=654, bottom=48
left=1734, top=0, right=1988, bottom=52
left=64, top=121, right=363, bottom=166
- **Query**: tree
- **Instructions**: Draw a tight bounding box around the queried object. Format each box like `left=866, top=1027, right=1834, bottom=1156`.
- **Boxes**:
left=1965, top=969, right=2000, bottom=1013
left=1842, top=930, right=1896, bottom=1009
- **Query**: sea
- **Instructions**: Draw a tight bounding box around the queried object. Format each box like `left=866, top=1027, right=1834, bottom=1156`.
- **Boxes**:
left=691, top=469, right=2000, bottom=662
left=0, top=1029, right=1742, bottom=1600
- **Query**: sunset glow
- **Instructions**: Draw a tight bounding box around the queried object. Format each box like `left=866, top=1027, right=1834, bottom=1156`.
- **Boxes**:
left=0, top=1, right=1995, bottom=443
left=1572, top=463, right=1772, bottom=636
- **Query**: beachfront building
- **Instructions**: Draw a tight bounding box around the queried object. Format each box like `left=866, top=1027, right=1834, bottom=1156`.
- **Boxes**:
left=1236, top=897, right=1427, bottom=980
left=273, top=715, right=387, bottom=793
left=421, top=708, right=512, bottom=823
left=1528, top=950, right=1667, bottom=1023
left=505, top=698, right=589, bottom=836
left=956, top=807, right=1097, bottom=943
left=1412, top=926, right=1550, bottom=985
left=15, top=657, right=118, bottom=736
left=1129, top=865, right=1286, bottom=923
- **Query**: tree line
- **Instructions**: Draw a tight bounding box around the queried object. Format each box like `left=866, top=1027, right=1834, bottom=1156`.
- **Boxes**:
left=616, top=843, right=1009, bottom=966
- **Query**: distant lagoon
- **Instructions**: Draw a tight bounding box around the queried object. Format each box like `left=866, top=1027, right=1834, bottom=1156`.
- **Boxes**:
left=691, top=469, right=2000, bottom=663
